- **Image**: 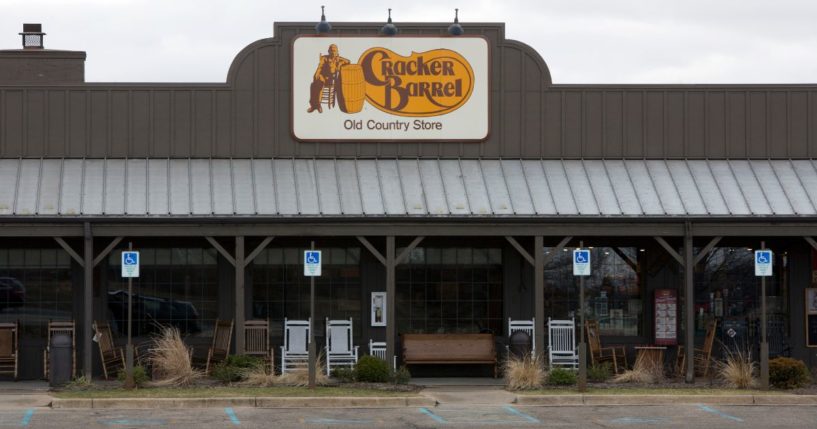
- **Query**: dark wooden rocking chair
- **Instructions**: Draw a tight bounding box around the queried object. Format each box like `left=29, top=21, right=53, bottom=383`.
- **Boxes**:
left=93, top=321, right=125, bottom=380
left=0, top=321, right=18, bottom=380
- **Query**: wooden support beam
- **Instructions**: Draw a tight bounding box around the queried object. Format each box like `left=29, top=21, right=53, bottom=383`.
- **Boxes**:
left=543, top=236, right=573, bottom=266
left=82, top=223, right=93, bottom=378
left=505, top=236, right=534, bottom=266
left=693, top=236, right=722, bottom=266
left=93, top=236, right=124, bottom=267
left=244, top=236, right=274, bottom=268
left=357, top=236, right=386, bottom=266
left=396, top=236, right=425, bottom=266
left=235, top=236, right=245, bottom=354
left=54, top=237, right=84, bottom=267
left=612, top=247, right=638, bottom=272
left=805, top=236, right=817, bottom=252
left=206, top=236, right=236, bottom=267
left=684, top=223, right=694, bottom=383
left=654, top=236, right=684, bottom=266
left=385, top=236, right=396, bottom=367
left=534, top=236, right=545, bottom=356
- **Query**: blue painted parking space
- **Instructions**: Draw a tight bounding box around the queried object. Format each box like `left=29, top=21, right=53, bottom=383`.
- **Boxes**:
left=0, top=409, right=35, bottom=427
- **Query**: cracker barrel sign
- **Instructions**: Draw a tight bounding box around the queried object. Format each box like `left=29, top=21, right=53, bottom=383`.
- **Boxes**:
left=292, top=36, right=489, bottom=141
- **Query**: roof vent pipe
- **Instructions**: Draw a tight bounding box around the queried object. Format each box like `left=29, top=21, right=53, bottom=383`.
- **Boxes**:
left=20, top=23, right=45, bottom=49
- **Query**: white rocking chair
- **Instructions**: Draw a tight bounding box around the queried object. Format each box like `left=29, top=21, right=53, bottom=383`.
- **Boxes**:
left=368, top=339, right=396, bottom=370
left=548, top=318, right=578, bottom=369
left=507, top=317, right=536, bottom=357
left=325, top=318, right=359, bottom=376
left=280, top=318, right=310, bottom=374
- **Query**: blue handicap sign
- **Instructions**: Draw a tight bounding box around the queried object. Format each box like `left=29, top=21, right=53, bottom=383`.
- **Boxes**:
left=574, top=250, right=589, bottom=264
left=304, top=250, right=322, bottom=276
left=754, top=249, right=773, bottom=276
left=123, top=252, right=138, bottom=265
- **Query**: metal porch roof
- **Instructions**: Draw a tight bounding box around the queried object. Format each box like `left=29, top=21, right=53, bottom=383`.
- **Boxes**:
left=1, top=158, right=816, bottom=218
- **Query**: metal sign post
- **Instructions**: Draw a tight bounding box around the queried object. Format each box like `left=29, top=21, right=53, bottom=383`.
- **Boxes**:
left=121, top=243, right=139, bottom=390
left=304, top=242, right=321, bottom=389
left=573, top=241, right=590, bottom=392
left=755, top=242, right=772, bottom=390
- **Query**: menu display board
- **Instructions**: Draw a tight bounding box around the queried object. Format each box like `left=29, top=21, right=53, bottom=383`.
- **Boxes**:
left=655, top=289, right=678, bottom=345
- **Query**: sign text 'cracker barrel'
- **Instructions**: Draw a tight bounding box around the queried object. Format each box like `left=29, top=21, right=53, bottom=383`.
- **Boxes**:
left=292, top=36, right=489, bottom=141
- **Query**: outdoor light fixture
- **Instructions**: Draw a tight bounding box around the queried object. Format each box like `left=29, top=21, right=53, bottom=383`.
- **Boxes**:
left=447, top=9, right=464, bottom=36
left=19, top=23, right=45, bottom=49
left=315, top=6, right=331, bottom=34
left=381, top=9, right=398, bottom=35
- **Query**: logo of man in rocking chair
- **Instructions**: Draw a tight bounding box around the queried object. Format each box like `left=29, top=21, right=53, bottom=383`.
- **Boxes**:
left=307, top=44, right=350, bottom=113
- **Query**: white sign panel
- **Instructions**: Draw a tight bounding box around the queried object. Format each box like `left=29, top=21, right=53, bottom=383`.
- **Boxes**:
left=304, top=250, right=322, bottom=277
left=292, top=36, right=489, bottom=141
left=121, top=251, right=140, bottom=278
left=754, top=250, right=773, bottom=276
left=573, top=249, right=591, bottom=276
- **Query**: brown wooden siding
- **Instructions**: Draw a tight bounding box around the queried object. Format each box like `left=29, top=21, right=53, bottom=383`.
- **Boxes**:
left=1, top=23, right=815, bottom=159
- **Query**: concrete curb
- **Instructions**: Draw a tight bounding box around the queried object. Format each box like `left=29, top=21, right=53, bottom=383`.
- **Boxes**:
left=51, top=396, right=434, bottom=409
left=515, top=394, right=817, bottom=406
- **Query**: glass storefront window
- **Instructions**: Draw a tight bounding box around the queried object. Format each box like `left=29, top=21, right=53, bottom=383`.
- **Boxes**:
left=694, top=246, right=788, bottom=354
left=545, top=247, right=643, bottom=336
left=107, top=248, right=219, bottom=338
left=397, top=247, right=503, bottom=335
left=251, top=247, right=361, bottom=338
left=0, top=249, right=73, bottom=338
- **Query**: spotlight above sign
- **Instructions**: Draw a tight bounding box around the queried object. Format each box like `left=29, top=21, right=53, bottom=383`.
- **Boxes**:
left=291, top=36, right=490, bottom=142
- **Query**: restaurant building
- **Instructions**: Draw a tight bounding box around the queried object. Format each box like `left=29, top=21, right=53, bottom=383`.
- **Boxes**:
left=1, top=19, right=817, bottom=380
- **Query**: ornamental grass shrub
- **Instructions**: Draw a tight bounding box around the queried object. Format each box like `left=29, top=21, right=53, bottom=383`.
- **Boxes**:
left=612, top=366, right=656, bottom=384
left=717, top=347, right=756, bottom=389
left=503, top=354, right=546, bottom=390
left=148, top=326, right=203, bottom=387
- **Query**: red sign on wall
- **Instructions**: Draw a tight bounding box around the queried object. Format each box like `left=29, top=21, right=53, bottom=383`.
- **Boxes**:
left=655, top=289, right=677, bottom=346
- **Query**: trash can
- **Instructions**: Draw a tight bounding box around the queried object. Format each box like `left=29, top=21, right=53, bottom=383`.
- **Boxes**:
left=508, top=330, right=532, bottom=359
left=49, top=333, right=73, bottom=387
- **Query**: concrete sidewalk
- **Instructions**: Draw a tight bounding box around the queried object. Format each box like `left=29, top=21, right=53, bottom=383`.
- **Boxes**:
left=0, top=381, right=53, bottom=409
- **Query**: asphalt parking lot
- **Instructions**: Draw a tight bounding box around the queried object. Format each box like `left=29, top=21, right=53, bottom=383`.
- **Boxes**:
left=2, top=404, right=817, bottom=429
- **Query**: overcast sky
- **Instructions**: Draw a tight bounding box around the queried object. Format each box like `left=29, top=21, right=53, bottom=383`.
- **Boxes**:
left=2, top=0, right=816, bottom=84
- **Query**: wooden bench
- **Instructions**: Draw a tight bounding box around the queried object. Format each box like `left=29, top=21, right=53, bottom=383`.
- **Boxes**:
left=402, top=333, right=497, bottom=377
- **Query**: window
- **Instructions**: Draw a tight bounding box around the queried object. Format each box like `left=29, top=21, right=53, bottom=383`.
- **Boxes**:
left=397, top=247, right=503, bottom=335
left=0, top=248, right=73, bottom=338
left=545, top=247, right=643, bottom=336
left=694, top=247, right=788, bottom=353
left=107, top=248, right=218, bottom=338
left=251, top=247, right=361, bottom=338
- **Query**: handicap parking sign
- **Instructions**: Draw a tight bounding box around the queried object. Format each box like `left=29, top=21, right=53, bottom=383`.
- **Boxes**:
left=573, top=249, right=591, bottom=276
left=754, top=250, right=773, bottom=277
left=304, top=250, right=322, bottom=277
left=121, top=251, right=140, bottom=278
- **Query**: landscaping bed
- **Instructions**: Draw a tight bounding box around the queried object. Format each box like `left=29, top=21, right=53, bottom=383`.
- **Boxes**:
left=54, top=384, right=420, bottom=399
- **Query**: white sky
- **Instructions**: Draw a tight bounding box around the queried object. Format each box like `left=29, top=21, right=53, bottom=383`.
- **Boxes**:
left=2, top=0, right=816, bottom=84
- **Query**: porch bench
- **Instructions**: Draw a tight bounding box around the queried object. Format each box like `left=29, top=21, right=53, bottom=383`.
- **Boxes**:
left=401, top=333, right=497, bottom=378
